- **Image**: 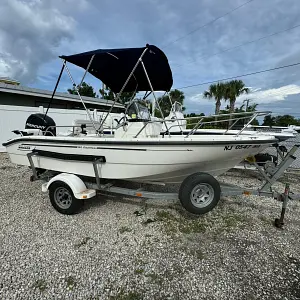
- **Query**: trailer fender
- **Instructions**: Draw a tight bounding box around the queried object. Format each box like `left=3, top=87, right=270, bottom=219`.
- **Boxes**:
left=42, top=173, right=96, bottom=199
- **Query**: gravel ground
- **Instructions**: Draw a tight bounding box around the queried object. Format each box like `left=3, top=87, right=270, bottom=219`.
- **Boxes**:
left=0, top=153, right=300, bottom=300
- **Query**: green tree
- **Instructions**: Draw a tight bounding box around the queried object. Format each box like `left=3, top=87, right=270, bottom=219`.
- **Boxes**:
left=99, top=87, right=115, bottom=100
left=156, top=89, right=186, bottom=117
left=246, top=103, right=258, bottom=112
left=237, top=102, right=259, bottom=126
left=68, top=82, right=97, bottom=97
left=273, top=115, right=300, bottom=127
left=219, top=101, right=259, bottom=127
left=99, top=86, right=137, bottom=104
left=185, top=112, right=205, bottom=118
left=262, top=115, right=276, bottom=126
left=184, top=112, right=206, bottom=129
left=245, top=103, right=259, bottom=125
left=224, top=80, right=250, bottom=114
left=203, top=82, right=226, bottom=115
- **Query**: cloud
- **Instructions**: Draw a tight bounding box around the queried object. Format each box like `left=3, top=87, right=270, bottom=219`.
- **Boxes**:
left=1, top=0, right=300, bottom=119
left=236, top=84, right=300, bottom=104
left=183, top=84, right=300, bottom=115
left=0, top=0, right=76, bottom=83
left=189, top=93, right=205, bottom=103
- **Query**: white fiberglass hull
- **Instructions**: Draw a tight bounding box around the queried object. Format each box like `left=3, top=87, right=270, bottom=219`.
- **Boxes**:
left=3, top=135, right=276, bottom=183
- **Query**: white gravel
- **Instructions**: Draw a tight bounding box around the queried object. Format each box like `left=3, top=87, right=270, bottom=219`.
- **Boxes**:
left=0, top=153, right=300, bottom=300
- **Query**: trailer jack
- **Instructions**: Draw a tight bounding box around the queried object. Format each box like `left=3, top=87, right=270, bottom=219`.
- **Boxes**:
left=274, top=183, right=290, bottom=229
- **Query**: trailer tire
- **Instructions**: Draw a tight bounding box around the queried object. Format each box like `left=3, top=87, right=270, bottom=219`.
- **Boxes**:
left=49, top=181, right=83, bottom=215
left=179, top=172, right=220, bottom=215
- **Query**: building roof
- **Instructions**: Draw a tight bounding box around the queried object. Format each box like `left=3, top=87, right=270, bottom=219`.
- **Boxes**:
left=0, top=77, right=20, bottom=85
left=0, top=82, right=124, bottom=109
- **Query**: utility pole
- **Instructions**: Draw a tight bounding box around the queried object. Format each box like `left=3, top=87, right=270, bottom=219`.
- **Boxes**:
left=243, top=98, right=252, bottom=126
left=243, top=98, right=251, bottom=112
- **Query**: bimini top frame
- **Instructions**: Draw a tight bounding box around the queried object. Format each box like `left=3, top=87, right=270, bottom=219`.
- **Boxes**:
left=44, top=44, right=173, bottom=134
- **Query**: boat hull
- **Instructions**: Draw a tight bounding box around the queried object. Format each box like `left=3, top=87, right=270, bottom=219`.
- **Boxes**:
left=3, top=136, right=276, bottom=183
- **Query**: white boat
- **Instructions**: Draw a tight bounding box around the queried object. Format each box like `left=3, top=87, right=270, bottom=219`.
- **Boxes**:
left=3, top=134, right=276, bottom=184
left=2, top=45, right=277, bottom=184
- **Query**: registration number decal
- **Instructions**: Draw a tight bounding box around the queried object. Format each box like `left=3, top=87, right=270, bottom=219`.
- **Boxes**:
left=224, top=145, right=261, bottom=151
left=18, top=145, right=31, bottom=151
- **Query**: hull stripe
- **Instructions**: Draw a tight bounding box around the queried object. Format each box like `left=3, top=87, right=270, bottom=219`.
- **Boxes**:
left=2, top=137, right=276, bottom=147
left=31, top=149, right=106, bottom=162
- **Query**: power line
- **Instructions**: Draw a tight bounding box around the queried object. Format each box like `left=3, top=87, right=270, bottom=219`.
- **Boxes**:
left=162, top=0, right=255, bottom=49
left=176, top=62, right=300, bottom=90
left=173, top=23, right=300, bottom=69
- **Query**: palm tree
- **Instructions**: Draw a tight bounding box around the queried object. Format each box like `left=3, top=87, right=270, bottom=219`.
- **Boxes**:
left=203, top=82, right=226, bottom=115
left=246, top=103, right=258, bottom=112
left=224, top=80, right=250, bottom=113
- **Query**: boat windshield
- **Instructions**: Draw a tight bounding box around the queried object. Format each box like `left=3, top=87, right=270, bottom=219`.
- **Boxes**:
left=127, top=101, right=151, bottom=121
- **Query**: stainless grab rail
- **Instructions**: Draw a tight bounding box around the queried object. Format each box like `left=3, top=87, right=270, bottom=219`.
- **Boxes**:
left=134, top=111, right=271, bottom=138
left=41, top=110, right=271, bottom=139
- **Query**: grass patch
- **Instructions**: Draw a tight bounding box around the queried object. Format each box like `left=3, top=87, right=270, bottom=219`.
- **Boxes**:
left=157, top=210, right=248, bottom=238
left=155, top=210, right=181, bottom=236
left=135, top=258, right=146, bottom=266
left=32, top=279, right=47, bottom=292
left=65, top=276, right=76, bottom=290
left=156, top=210, right=207, bottom=236
left=110, top=290, right=142, bottom=300
left=134, top=268, right=144, bottom=274
left=222, top=214, right=245, bottom=229
left=156, top=210, right=177, bottom=221
left=74, top=237, right=92, bottom=249
left=145, top=272, right=162, bottom=284
left=119, top=226, right=132, bottom=234
left=259, top=215, right=270, bottom=224
left=191, top=249, right=205, bottom=260
left=178, top=221, right=206, bottom=234
left=0, top=165, right=14, bottom=170
left=180, top=246, right=205, bottom=260
left=142, top=218, right=156, bottom=225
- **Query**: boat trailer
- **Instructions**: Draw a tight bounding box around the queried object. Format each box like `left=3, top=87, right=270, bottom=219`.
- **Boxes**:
left=27, top=144, right=300, bottom=228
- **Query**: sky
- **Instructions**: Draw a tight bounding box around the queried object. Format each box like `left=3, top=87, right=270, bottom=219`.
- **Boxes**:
left=1, top=0, right=300, bottom=117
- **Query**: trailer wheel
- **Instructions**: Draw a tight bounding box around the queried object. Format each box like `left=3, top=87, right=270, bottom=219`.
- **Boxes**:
left=49, top=181, right=83, bottom=215
left=179, top=173, right=221, bottom=215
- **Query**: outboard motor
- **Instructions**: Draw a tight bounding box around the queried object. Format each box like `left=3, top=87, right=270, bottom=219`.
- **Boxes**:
left=25, top=113, right=56, bottom=136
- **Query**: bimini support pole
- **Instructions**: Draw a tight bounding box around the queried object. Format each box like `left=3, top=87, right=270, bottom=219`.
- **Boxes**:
left=99, top=48, right=149, bottom=132
left=140, top=60, right=170, bottom=135
left=44, top=61, right=66, bottom=118
left=78, top=54, right=95, bottom=89
left=64, top=61, right=97, bottom=132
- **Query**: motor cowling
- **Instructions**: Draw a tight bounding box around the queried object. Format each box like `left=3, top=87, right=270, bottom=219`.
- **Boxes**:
left=25, top=113, right=56, bottom=136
